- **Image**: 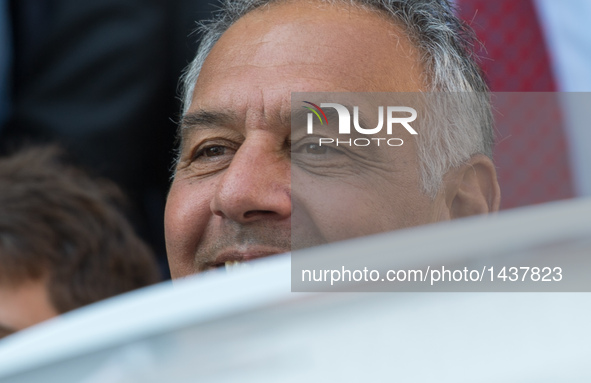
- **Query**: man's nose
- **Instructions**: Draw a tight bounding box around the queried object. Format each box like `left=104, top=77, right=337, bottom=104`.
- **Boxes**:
left=210, top=138, right=291, bottom=224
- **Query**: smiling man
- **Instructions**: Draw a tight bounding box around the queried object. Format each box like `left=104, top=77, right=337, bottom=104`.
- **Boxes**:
left=165, top=0, right=501, bottom=278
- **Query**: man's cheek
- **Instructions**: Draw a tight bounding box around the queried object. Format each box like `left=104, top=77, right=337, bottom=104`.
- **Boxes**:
left=292, top=179, right=386, bottom=245
left=165, top=183, right=212, bottom=258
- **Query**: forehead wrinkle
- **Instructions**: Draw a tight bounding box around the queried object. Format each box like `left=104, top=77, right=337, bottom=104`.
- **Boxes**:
left=209, top=60, right=410, bottom=93
left=237, top=89, right=290, bottom=134
left=278, top=95, right=292, bottom=128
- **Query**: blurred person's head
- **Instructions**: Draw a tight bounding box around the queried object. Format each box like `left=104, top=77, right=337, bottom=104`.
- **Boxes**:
left=165, top=0, right=501, bottom=278
left=0, top=146, right=160, bottom=339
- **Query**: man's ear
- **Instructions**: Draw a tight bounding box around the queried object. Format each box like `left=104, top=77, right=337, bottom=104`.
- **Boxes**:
left=444, top=154, right=501, bottom=218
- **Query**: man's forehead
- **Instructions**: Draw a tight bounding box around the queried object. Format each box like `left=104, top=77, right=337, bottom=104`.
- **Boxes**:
left=189, top=0, right=425, bottom=113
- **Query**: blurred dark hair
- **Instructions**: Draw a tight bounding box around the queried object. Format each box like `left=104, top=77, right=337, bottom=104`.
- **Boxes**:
left=0, top=146, right=160, bottom=313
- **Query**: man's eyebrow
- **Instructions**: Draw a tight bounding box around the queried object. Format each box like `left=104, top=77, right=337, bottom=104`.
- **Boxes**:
left=292, top=104, right=375, bottom=133
left=292, top=107, right=340, bottom=126
left=180, top=110, right=237, bottom=131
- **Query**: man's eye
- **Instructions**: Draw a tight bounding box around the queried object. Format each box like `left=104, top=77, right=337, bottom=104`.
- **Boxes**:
left=293, top=142, right=341, bottom=156
left=203, top=146, right=227, bottom=157
left=193, top=145, right=234, bottom=160
left=303, top=143, right=327, bottom=155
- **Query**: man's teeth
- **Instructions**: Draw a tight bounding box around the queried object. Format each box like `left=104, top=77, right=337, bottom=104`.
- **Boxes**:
left=225, top=261, right=251, bottom=273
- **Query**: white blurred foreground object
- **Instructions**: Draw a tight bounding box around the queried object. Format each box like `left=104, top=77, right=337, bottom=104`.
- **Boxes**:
left=0, top=198, right=590, bottom=382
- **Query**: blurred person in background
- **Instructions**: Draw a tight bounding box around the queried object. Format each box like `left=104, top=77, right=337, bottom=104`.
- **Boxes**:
left=0, top=146, right=160, bottom=340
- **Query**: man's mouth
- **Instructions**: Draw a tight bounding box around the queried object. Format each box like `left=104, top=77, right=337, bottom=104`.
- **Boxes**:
left=205, top=249, right=287, bottom=272
left=224, top=260, right=251, bottom=273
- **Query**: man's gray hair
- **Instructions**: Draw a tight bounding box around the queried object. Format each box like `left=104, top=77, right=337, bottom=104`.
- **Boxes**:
left=179, top=0, right=493, bottom=197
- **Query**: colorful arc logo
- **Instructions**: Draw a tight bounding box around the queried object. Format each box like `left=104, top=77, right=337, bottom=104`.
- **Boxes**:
left=303, top=101, right=328, bottom=125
